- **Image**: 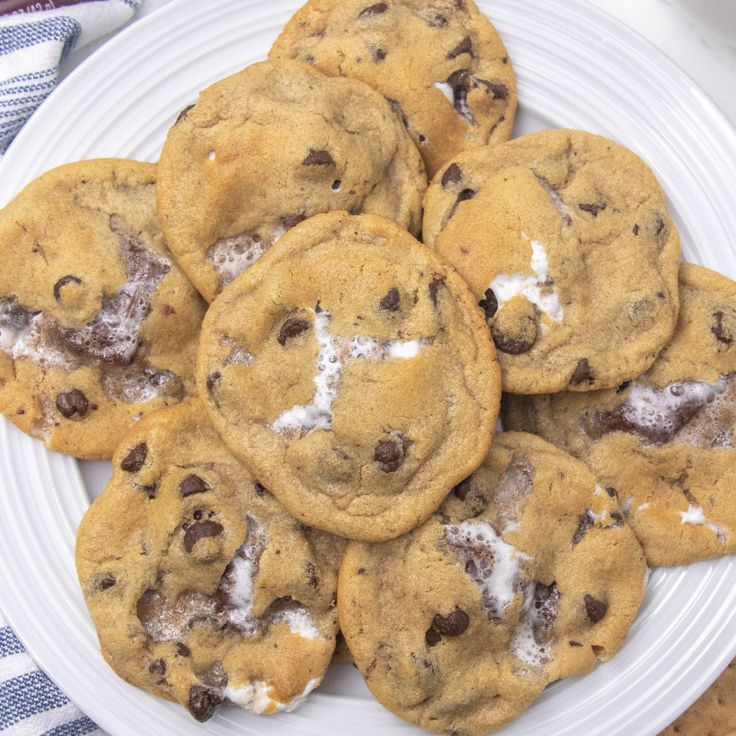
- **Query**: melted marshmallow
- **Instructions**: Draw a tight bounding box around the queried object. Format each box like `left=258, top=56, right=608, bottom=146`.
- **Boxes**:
left=270, top=310, right=429, bottom=438
left=679, top=504, right=729, bottom=543
left=433, top=81, right=454, bottom=104
left=490, top=236, right=563, bottom=322
left=207, top=234, right=266, bottom=288
left=224, top=677, right=320, bottom=715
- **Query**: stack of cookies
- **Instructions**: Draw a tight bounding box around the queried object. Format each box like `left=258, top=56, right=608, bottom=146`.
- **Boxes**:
left=0, top=1, right=731, bottom=734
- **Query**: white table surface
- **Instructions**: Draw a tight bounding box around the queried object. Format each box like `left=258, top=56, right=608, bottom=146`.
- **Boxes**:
left=66, top=0, right=736, bottom=125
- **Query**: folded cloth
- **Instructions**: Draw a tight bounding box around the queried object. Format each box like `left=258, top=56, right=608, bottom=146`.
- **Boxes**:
left=0, top=0, right=140, bottom=153
left=0, top=611, right=104, bottom=735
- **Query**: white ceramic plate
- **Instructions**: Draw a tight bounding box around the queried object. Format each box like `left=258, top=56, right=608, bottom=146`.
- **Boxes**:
left=1, top=0, right=736, bottom=734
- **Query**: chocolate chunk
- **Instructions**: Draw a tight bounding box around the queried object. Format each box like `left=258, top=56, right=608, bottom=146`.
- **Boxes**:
left=477, top=79, right=508, bottom=99
left=457, top=188, right=476, bottom=203
left=712, top=310, right=733, bottom=345
left=359, top=2, right=387, bottom=17
left=431, top=607, right=469, bottom=636
left=429, top=276, right=445, bottom=306
left=572, top=511, right=594, bottom=546
left=184, top=521, right=224, bottom=553
left=379, top=287, right=400, bottom=312
left=331, top=179, right=341, bottom=192
left=56, top=389, right=89, bottom=419
left=254, top=482, right=268, bottom=496
left=278, top=317, right=311, bottom=345
left=584, top=594, right=608, bottom=624
left=491, top=328, right=536, bottom=355
left=188, top=685, right=222, bottom=722
left=374, top=48, right=387, bottom=61
left=570, top=358, right=594, bottom=386
left=303, top=149, right=335, bottom=166
left=578, top=202, right=607, bottom=217
left=452, top=477, right=472, bottom=500
left=149, top=659, right=166, bottom=676
left=374, top=438, right=405, bottom=472
left=425, top=627, right=441, bottom=647
left=441, top=163, right=463, bottom=188
left=53, top=275, right=82, bottom=303
left=606, top=487, right=618, bottom=498
left=447, top=36, right=472, bottom=59
left=179, top=474, right=209, bottom=497
left=121, top=442, right=147, bottom=472
left=446, top=69, right=473, bottom=123
left=176, top=104, right=194, bottom=124
left=478, top=288, right=498, bottom=319
left=98, top=575, right=116, bottom=591
left=177, top=643, right=190, bottom=657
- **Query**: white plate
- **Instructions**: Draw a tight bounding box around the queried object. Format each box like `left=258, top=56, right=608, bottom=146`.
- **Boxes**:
left=1, top=0, right=736, bottom=734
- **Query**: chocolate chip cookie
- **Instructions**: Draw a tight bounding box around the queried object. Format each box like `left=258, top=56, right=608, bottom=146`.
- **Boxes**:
left=0, top=159, right=204, bottom=459
left=339, top=431, right=647, bottom=735
left=504, top=264, right=736, bottom=567
left=269, top=0, right=516, bottom=177
left=76, top=399, right=341, bottom=722
left=157, top=60, right=427, bottom=302
left=198, top=212, right=500, bottom=541
left=423, top=129, right=681, bottom=394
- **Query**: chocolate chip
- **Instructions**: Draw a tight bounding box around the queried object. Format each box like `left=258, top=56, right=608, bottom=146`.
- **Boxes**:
left=616, top=382, right=630, bottom=394
left=570, top=358, right=594, bottom=386
left=121, top=442, right=147, bottom=472
left=176, top=104, right=194, bottom=124
left=591, top=644, right=605, bottom=657
left=447, top=36, right=472, bottom=59
left=206, top=372, right=221, bottom=396
left=357, top=567, right=366, bottom=575
left=431, top=607, right=469, bottom=636
left=53, top=275, right=82, bottom=303
left=179, top=474, right=209, bottom=497
left=183, top=521, right=224, bottom=553
left=428, top=13, right=447, bottom=27
left=331, top=179, right=341, bottom=191
left=98, top=576, right=116, bottom=591
left=606, top=487, right=618, bottom=498
left=446, top=69, right=473, bottom=122
left=149, top=659, right=166, bottom=676
left=303, top=149, right=335, bottom=166
left=177, top=643, right=190, bottom=657
left=374, top=48, right=387, bottom=61
left=359, top=2, right=387, bottom=17
left=452, top=477, right=472, bottom=500
left=254, top=482, right=268, bottom=496
left=572, top=511, right=594, bottom=546
left=477, top=79, right=508, bottom=99
left=569, top=640, right=583, bottom=647
left=188, top=685, right=222, bottom=722
left=425, top=627, right=441, bottom=647
left=478, top=288, right=498, bottom=319
left=457, top=188, right=476, bottom=203
left=429, top=276, right=445, bottom=306
left=374, top=438, right=405, bottom=472
left=491, top=329, right=536, bottom=355
left=584, top=594, right=608, bottom=624
left=379, top=287, right=400, bottom=312
left=578, top=202, right=607, bottom=217
left=441, top=163, right=463, bottom=188
left=279, top=317, right=311, bottom=345
left=712, top=310, right=733, bottom=345
left=633, top=224, right=640, bottom=236
left=56, top=389, right=89, bottom=419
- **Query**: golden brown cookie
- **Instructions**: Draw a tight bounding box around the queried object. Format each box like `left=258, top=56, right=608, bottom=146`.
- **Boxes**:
left=76, top=400, right=341, bottom=722
left=423, top=129, right=681, bottom=394
left=270, top=0, right=516, bottom=177
left=0, top=159, right=204, bottom=459
left=504, top=264, right=736, bottom=567
left=339, top=432, right=647, bottom=735
left=157, top=60, right=427, bottom=302
left=198, top=212, right=500, bottom=541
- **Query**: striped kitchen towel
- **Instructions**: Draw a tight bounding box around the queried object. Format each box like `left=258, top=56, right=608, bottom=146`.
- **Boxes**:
left=0, top=0, right=140, bottom=153
left=0, top=612, right=104, bottom=735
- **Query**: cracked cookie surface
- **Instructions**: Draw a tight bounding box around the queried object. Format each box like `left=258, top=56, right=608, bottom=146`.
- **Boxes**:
left=197, top=212, right=500, bottom=541
left=338, top=431, right=646, bottom=736
left=504, top=264, right=736, bottom=567
left=423, top=129, right=681, bottom=394
left=270, top=0, right=516, bottom=177
left=157, top=60, right=427, bottom=302
left=0, top=159, right=204, bottom=459
left=76, top=399, right=341, bottom=722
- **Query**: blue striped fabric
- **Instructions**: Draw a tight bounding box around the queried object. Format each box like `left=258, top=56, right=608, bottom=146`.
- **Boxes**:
left=0, top=0, right=139, bottom=153
left=0, top=618, right=105, bottom=734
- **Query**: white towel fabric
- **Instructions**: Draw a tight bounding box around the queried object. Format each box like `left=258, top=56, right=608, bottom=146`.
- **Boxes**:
left=0, top=0, right=139, bottom=153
